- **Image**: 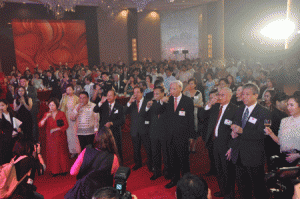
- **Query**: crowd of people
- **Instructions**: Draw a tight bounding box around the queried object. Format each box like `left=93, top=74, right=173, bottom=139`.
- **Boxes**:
left=0, top=57, right=300, bottom=198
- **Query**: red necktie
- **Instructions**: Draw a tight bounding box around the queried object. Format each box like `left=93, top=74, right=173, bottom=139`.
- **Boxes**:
left=174, top=97, right=178, bottom=112
left=137, top=100, right=140, bottom=113
left=213, top=105, right=223, bottom=140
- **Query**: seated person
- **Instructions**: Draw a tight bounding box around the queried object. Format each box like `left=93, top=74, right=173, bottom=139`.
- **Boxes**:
left=65, top=127, right=120, bottom=199
left=176, top=173, right=212, bottom=199
left=11, top=141, right=45, bottom=199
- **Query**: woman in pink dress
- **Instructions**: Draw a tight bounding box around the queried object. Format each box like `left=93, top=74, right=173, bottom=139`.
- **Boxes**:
left=39, top=97, right=70, bottom=176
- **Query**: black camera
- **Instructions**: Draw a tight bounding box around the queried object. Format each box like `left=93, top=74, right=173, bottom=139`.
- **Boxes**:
left=114, top=167, right=132, bottom=199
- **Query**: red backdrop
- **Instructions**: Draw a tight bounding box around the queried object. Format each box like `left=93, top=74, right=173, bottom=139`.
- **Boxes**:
left=12, top=19, right=89, bottom=73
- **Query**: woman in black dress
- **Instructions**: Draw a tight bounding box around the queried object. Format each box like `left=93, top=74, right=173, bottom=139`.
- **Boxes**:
left=14, top=86, right=33, bottom=141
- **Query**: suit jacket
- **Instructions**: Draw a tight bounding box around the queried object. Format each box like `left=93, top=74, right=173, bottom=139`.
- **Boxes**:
left=159, top=95, right=195, bottom=140
left=93, top=101, right=125, bottom=135
left=124, top=98, right=150, bottom=136
left=205, top=103, right=238, bottom=153
left=112, top=81, right=125, bottom=94
left=231, top=104, right=270, bottom=167
left=145, top=101, right=168, bottom=140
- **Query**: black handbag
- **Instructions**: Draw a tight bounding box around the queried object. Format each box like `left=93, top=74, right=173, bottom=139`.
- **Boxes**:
left=56, top=119, right=64, bottom=127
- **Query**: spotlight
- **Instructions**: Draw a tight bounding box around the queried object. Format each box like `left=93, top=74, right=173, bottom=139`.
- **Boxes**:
left=260, top=18, right=296, bottom=40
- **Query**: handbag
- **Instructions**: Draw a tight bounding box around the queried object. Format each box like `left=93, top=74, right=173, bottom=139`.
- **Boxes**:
left=56, top=119, right=64, bottom=127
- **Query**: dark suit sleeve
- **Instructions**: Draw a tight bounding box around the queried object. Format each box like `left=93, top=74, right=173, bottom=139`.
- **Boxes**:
left=124, top=102, right=133, bottom=115
left=186, top=97, right=196, bottom=139
left=93, top=101, right=104, bottom=113
left=111, top=105, right=125, bottom=127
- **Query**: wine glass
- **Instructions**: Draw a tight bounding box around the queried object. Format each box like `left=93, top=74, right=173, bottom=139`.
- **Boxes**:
left=264, top=119, right=271, bottom=135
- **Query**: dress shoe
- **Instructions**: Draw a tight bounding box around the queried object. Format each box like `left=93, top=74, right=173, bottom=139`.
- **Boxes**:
left=165, top=180, right=178, bottom=189
left=150, top=173, right=162, bottom=180
left=132, top=165, right=142, bottom=171
left=164, top=172, right=173, bottom=180
left=214, top=191, right=224, bottom=197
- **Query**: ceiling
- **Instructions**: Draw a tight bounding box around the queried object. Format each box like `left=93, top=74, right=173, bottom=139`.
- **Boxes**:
left=7, top=0, right=217, bottom=11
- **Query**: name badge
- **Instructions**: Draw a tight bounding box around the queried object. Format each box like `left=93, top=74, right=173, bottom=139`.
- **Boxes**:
left=114, top=110, right=118, bottom=114
left=194, top=96, right=198, bottom=99
left=249, top=117, right=257, bottom=124
left=179, top=111, right=185, bottom=116
left=145, top=121, right=150, bottom=124
left=224, top=119, right=232, bottom=125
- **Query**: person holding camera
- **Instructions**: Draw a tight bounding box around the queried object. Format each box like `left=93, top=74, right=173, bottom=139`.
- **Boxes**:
left=38, top=98, right=70, bottom=176
left=265, top=93, right=300, bottom=167
left=10, top=140, right=45, bottom=199
left=65, top=127, right=120, bottom=199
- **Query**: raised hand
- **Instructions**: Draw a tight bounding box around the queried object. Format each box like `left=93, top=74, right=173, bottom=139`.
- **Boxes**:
left=129, top=95, right=136, bottom=104
left=146, top=100, right=153, bottom=108
left=100, top=96, right=107, bottom=104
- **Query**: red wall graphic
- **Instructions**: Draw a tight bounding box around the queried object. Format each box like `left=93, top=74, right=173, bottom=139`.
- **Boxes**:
left=12, top=19, right=88, bottom=73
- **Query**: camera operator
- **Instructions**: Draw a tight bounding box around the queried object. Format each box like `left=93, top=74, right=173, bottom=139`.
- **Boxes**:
left=265, top=93, right=300, bottom=167
left=92, top=187, right=138, bottom=199
left=11, top=141, right=46, bottom=199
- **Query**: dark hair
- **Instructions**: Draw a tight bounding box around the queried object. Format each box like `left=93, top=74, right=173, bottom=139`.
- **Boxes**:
left=79, top=91, right=89, bottom=98
left=19, top=76, right=28, bottom=81
left=176, top=173, right=208, bottom=199
left=16, top=86, right=29, bottom=105
left=137, top=75, right=144, bottom=81
left=0, top=99, right=15, bottom=116
left=267, top=77, right=277, bottom=87
left=188, top=78, right=197, bottom=85
left=101, top=72, right=109, bottom=77
left=48, top=97, right=60, bottom=109
left=154, top=79, right=163, bottom=87
left=263, top=90, right=277, bottom=111
left=154, top=86, right=165, bottom=93
left=13, top=140, right=34, bottom=157
left=92, top=187, right=121, bottom=199
left=276, top=92, right=288, bottom=102
left=146, top=75, right=153, bottom=83
left=205, top=72, right=213, bottom=80
left=85, top=76, right=92, bottom=82
left=139, top=80, right=147, bottom=88
left=133, top=86, right=144, bottom=94
left=94, top=127, right=119, bottom=156
left=156, top=76, right=164, bottom=82
left=243, top=83, right=260, bottom=95
left=219, top=78, right=229, bottom=85
left=226, top=74, right=235, bottom=86
left=66, top=84, right=74, bottom=90
left=209, top=88, right=218, bottom=95
left=165, top=67, right=173, bottom=72
left=107, top=89, right=116, bottom=96
left=288, top=92, right=300, bottom=107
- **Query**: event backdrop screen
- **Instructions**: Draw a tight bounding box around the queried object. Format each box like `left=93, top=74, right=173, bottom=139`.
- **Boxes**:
left=12, top=19, right=88, bottom=73
left=161, top=7, right=199, bottom=61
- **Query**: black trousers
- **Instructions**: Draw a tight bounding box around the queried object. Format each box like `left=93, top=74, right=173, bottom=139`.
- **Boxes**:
left=78, top=134, right=95, bottom=150
left=235, top=159, right=268, bottom=199
left=213, top=144, right=235, bottom=198
left=169, top=136, right=190, bottom=180
left=131, top=131, right=152, bottom=168
left=112, top=130, right=123, bottom=165
left=151, top=136, right=170, bottom=174
left=206, top=140, right=217, bottom=173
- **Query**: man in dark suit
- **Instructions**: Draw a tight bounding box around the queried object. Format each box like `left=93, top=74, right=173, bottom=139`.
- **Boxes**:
left=144, top=86, right=170, bottom=180
left=93, top=89, right=125, bottom=164
left=20, top=76, right=39, bottom=142
left=112, top=74, right=125, bottom=94
left=227, top=83, right=270, bottom=199
left=160, top=80, right=195, bottom=188
left=124, top=87, right=152, bottom=171
left=204, top=88, right=237, bottom=199
left=100, top=72, right=113, bottom=96
left=44, top=70, right=61, bottom=100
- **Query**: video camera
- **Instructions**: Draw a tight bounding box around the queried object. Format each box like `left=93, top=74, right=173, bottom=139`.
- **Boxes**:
left=265, top=156, right=300, bottom=198
left=114, top=167, right=132, bottom=199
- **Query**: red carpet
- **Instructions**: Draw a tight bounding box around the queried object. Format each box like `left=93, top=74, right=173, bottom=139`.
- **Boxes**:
left=34, top=133, right=221, bottom=199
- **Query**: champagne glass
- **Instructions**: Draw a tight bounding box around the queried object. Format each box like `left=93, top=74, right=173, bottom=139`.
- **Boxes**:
left=264, top=119, right=271, bottom=128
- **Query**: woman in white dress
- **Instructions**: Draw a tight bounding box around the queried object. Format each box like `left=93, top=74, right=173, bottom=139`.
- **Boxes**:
left=60, top=84, right=81, bottom=158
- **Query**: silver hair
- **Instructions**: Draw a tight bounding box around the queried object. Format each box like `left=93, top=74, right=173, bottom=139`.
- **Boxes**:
left=170, top=80, right=183, bottom=90
left=220, top=87, right=233, bottom=96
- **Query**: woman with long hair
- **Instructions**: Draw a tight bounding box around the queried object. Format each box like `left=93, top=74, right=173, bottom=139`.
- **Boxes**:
left=226, top=74, right=237, bottom=92
left=124, top=75, right=136, bottom=96
left=14, top=86, right=33, bottom=141
left=65, top=127, right=120, bottom=199
left=265, top=94, right=300, bottom=168
left=59, top=84, right=81, bottom=158
left=39, top=98, right=70, bottom=176
left=204, top=73, right=215, bottom=103
left=0, top=99, right=21, bottom=165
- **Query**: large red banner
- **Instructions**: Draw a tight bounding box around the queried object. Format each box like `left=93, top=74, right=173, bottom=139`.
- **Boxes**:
left=12, top=19, right=89, bottom=73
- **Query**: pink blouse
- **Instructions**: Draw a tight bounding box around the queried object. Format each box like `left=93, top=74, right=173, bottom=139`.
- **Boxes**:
left=70, top=148, right=119, bottom=176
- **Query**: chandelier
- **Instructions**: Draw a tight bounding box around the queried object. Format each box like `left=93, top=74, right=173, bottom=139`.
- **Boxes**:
left=43, top=0, right=85, bottom=19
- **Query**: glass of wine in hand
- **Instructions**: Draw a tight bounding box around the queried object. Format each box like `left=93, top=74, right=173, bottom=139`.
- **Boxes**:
left=264, top=119, right=271, bottom=135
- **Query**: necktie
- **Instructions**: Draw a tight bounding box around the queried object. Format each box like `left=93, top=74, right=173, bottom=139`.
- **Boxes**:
left=242, top=108, right=249, bottom=128
left=137, top=100, right=140, bottom=112
left=174, top=97, right=178, bottom=112
left=213, top=105, right=223, bottom=139
left=109, top=104, right=112, bottom=116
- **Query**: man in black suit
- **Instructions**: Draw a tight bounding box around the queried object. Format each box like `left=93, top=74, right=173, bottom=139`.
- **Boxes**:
left=160, top=80, right=195, bottom=188
left=144, top=86, right=170, bottom=180
left=204, top=88, right=237, bottom=199
left=227, top=83, right=270, bottom=199
left=93, top=89, right=125, bottom=164
left=124, top=87, right=152, bottom=171
left=44, top=71, right=61, bottom=100
left=20, top=76, right=39, bottom=142
left=112, top=74, right=125, bottom=94
left=100, top=72, right=113, bottom=96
